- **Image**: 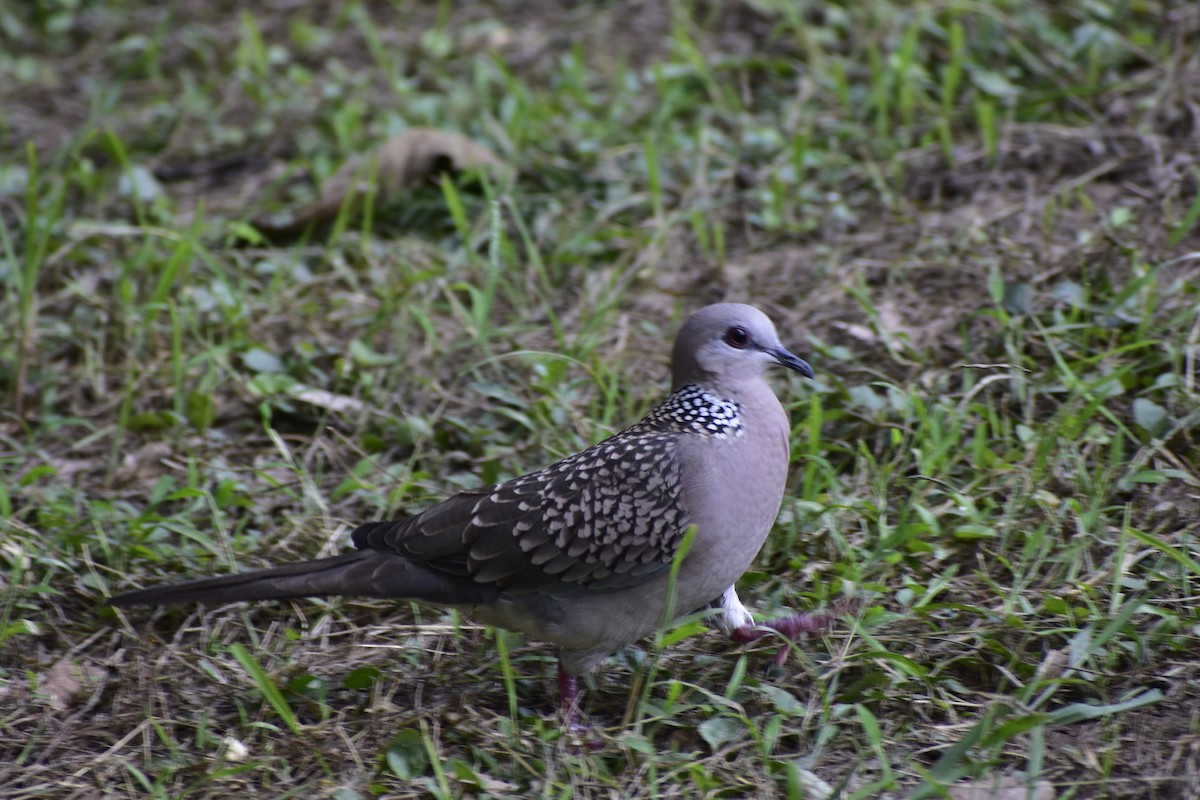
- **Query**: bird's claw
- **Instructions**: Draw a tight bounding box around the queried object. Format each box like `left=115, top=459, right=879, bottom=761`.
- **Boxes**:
left=729, top=607, right=845, bottom=666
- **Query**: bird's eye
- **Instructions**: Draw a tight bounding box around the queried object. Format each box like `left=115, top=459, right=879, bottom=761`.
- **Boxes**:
left=723, top=326, right=750, bottom=349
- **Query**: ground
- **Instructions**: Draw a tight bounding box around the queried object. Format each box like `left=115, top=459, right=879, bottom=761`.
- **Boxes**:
left=1, top=1, right=1198, bottom=798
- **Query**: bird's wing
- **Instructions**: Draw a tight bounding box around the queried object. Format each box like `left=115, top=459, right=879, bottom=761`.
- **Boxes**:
left=351, top=428, right=692, bottom=595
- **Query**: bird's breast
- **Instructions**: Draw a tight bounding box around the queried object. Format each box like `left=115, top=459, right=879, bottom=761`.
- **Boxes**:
left=671, top=396, right=791, bottom=608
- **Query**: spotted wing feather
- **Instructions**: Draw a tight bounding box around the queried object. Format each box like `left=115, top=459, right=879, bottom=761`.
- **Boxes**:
left=351, top=427, right=692, bottom=595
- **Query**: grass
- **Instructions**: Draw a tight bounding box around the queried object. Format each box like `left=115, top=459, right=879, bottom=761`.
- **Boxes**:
left=2, top=0, right=1198, bottom=797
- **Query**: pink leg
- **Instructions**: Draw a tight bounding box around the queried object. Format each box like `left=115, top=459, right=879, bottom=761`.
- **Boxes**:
left=730, top=610, right=840, bottom=666
left=557, top=663, right=604, bottom=748
left=557, top=662, right=582, bottom=727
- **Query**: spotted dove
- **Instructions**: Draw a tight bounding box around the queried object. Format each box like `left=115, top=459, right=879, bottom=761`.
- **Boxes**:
left=108, top=303, right=828, bottom=720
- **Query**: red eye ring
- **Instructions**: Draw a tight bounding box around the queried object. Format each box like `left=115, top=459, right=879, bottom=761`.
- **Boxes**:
left=723, top=326, right=750, bottom=349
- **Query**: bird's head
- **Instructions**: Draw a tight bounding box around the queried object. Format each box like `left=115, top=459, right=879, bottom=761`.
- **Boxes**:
left=671, top=303, right=814, bottom=392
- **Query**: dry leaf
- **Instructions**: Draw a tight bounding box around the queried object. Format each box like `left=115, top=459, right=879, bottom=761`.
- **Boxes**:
left=948, top=777, right=1055, bottom=800
left=256, top=128, right=503, bottom=237
left=44, top=457, right=94, bottom=482
left=40, top=658, right=83, bottom=711
left=291, top=386, right=366, bottom=415
left=221, top=736, right=250, bottom=762
left=113, top=441, right=173, bottom=488
left=832, top=320, right=878, bottom=344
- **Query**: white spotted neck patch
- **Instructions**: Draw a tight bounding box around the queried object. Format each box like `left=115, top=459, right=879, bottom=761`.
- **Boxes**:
left=643, top=384, right=744, bottom=439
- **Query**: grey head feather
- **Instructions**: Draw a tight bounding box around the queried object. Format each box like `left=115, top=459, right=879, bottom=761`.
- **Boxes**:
left=670, top=303, right=813, bottom=392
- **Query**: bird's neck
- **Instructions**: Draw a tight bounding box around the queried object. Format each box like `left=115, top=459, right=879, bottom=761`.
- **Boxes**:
left=692, top=377, right=789, bottom=443
left=644, top=384, right=745, bottom=439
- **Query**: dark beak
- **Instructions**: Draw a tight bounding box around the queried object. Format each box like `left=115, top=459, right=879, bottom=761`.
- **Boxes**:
left=769, top=347, right=814, bottom=379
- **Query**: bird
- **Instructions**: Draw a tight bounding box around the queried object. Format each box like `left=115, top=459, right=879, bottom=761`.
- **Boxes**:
left=107, top=303, right=831, bottom=723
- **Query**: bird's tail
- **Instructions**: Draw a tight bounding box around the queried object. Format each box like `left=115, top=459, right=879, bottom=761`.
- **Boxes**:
left=106, top=551, right=387, bottom=607
left=106, top=546, right=501, bottom=608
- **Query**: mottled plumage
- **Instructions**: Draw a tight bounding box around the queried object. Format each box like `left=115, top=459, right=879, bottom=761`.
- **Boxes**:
left=108, top=303, right=824, bottom=721
left=351, top=383, right=746, bottom=595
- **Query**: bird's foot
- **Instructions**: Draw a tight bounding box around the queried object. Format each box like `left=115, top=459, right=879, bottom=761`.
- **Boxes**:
left=730, top=611, right=837, bottom=666
left=730, top=598, right=859, bottom=666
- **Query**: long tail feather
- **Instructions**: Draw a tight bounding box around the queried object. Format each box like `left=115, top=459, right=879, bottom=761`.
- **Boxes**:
left=106, top=549, right=497, bottom=608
